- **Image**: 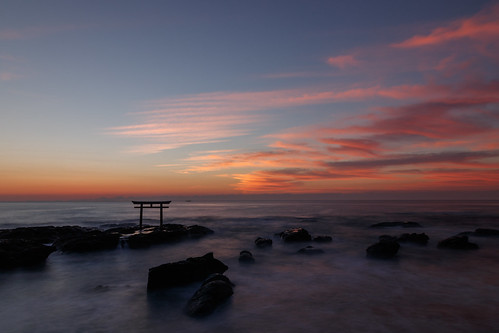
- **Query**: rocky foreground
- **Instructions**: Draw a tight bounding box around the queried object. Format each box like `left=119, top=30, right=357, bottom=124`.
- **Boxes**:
left=0, top=224, right=213, bottom=269
left=1, top=222, right=499, bottom=317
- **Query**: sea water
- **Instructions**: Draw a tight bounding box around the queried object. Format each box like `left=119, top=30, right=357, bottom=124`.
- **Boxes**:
left=0, top=200, right=498, bottom=333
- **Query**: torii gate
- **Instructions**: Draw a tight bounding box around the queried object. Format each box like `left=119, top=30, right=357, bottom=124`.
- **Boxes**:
left=132, top=200, right=171, bottom=229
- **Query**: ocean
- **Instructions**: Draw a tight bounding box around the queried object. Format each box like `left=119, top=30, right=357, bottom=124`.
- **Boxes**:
left=1, top=200, right=498, bottom=333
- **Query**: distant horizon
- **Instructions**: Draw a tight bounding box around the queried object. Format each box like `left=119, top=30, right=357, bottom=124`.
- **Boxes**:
left=2, top=190, right=499, bottom=202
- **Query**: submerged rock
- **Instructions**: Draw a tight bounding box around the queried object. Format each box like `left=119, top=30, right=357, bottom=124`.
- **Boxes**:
left=0, top=239, right=56, bottom=268
left=313, top=235, right=332, bottom=243
left=297, top=246, right=324, bottom=255
left=366, top=240, right=400, bottom=258
left=278, top=228, right=312, bottom=242
left=238, top=250, right=255, bottom=263
left=437, top=235, right=479, bottom=250
left=147, top=252, right=228, bottom=290
left=185, top=273, right=234, bottom=317
left=370, top=221, right=422, bottom=228
left=397, top=233, right=429, bottom=245
left=254, top=237, right=272, bottom=248
left=472, top=228, right=499, bottom=237
left=127, top=224, right=214, bottom=249
left=378, top=235, right=398, bottom=242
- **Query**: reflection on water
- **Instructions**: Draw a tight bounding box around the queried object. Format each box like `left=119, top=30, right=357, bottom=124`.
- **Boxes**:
left=0, top=200, right=498, bottom=332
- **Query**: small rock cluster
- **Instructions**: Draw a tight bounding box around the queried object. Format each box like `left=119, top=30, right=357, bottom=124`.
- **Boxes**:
left=365, top=222, right=492, bottom=259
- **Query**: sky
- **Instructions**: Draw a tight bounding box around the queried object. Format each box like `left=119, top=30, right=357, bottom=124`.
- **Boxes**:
left=1, top=0, right=498, bottom=201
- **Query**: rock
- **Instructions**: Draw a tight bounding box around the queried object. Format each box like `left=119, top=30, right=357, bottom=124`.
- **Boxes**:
left=313, top=235, right=332, bottom=243
left=53, top=230, right=120, bottom=252
left=370, top=221, right=422, bottom=228
left=0, top=239, right=56, bottom=268
left=397, top=233, right=429, bottom=245
left=185, top=273, right=234, bottom=317
left=437, top=235, right=479, bottom=250
left=378, top=235, right=398, bottom=242
left=0, top=225, right=93, bottom=244
left=297, top=245, right=324, bottom=255
left=472, top=228, right=499, bottom=237
left=238, top=250, right=255, bottom=263
left=147, top=252, right=228, bottom=290
left=187, top=225, right=214, bottom=238
left=278, top=228, right=312, bottom=242
left=104, top=225, right=143, bottom=235
left=366, top=240, right=400, bottom=258
left=254, top=237, right=272, bottom=248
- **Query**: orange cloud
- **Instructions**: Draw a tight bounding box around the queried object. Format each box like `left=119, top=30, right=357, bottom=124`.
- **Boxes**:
left=184, top=77, right=499, bottom=193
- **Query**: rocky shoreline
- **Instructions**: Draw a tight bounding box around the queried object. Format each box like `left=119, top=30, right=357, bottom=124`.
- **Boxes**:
left=0, top=224, right=214, bottom=269
left=2, top=222, right=498, bottom=317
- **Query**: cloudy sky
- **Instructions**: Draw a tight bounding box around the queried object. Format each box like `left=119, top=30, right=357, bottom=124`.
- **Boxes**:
left=1, top=0, right=498, bottom=200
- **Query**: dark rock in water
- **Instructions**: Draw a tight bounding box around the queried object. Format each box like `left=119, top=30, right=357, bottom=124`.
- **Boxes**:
left=0, top=225, right=93, bottom=244
left=147, top=252, right=228, bottom=290
left=254, top=237, right=272, bottom=248
left=239, top=250, right=255, bottom=263
left=54, top=230, right=120, bottom=252
left=472, top=228, right=499, bottom=237
left=378, top=235, right=398, bottom=242
left=278, top=228, right=312, bottom=242
left=366, top=240, right=400, bottom=258
left=185, top=273, right=234, bottom=317
left=104, top=225, right=143, bottom=235
left=313, top=235, right=332, bottom=243
left=370, top=221, right=422, bottom=228
left=398, top=233, right=429, bottom=245
left=437, top=235, right=479, bottom=250
left=187, top=225, right=214, bottom=238
left=127, top=224, right=214, bottom=249
left=297, top=245, right=324, bottom=255
left=0, top=239, right=56, bottom=268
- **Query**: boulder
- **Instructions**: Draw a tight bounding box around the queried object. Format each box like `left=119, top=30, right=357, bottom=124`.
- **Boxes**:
left=437, top=235, right=479, bottom=250
left=397, top=233, right=429, bottom=245
left=313, top=235, right=332, bottom=243
left=370, top=221, right=422, bottom=228
left=185, top=273, right=234, bottom=317
left=0, top=239, right=56, bottom=268
left=238, top=250, right=255, bottom=263
left=254, top=237, right=272, bottom=248
left=366, top=240, right=400, bottom=258
left=297, top=245, right=324, bottom=255
left=278, top=228, right=312, bottom=242
left=147, top=252, right=228, bottom=290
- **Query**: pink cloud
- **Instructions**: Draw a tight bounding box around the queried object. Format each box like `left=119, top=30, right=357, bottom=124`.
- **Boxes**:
left=327, top=55, right=360, bottom=69
left=393, top=4, right=499, bottom=48
left=184, top=76, right=499, bottom=192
